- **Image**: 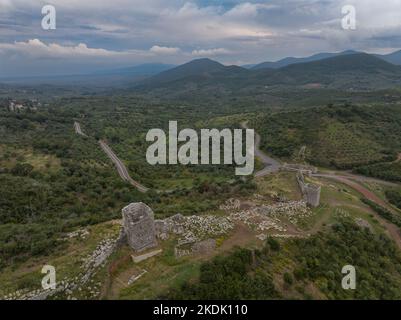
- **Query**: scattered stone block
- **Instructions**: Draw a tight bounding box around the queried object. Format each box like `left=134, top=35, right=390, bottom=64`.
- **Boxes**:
left=132, top=249, right=162, bottom=263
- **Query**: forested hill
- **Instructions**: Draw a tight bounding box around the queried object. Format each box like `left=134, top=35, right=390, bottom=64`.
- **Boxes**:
left=253, top=103, right=401, bottom=169
left=135, top=53, right=401, bottom=93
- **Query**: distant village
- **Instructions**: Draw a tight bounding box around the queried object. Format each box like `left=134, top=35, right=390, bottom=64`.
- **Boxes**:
left=0, top=98, right=40, bottom=113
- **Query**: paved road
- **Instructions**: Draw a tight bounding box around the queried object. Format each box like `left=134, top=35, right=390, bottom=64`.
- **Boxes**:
left=241, top=122, right=281, bottom=177
left=99, top=140, right=149, bottom=193
left=74, top=121, right=87, bottom=137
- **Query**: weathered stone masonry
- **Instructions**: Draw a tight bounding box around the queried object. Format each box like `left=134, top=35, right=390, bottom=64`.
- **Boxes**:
left=296, top=172, right=321, bottom=207
left=122, top=202, right=157, bottom=252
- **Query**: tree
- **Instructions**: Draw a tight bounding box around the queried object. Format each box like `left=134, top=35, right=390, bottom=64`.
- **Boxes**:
left=267, top=237, right=280, bottom=251
left=11, top=163, right=34, bottom=176
left=283, top=272, right=294, bottom=286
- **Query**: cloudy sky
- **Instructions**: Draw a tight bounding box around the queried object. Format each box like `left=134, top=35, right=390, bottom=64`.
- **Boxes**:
left=1, top=0, right=401, bottom=77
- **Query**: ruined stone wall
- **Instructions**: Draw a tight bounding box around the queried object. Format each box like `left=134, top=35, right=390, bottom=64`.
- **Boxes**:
left=282, top=163, right=318, bottom=175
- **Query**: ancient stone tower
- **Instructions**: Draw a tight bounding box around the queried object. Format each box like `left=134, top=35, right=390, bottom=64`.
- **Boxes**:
left=304, top=184, right=321, bottom=207
left=296, top=172, right=321, bottom=207
left=122, top=202, right=157, bottom=252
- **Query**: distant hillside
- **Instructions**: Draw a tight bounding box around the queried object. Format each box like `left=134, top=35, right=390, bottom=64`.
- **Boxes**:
left=136, top=58, right=251, bottom=92
left=93, top=63, right=175, bottom=76
left=377, top=50, right=401, bottom=65
left=279, top=53, right=397, bottom=73
left=252, top=50, right=359, bottom=70
left=252, top=53, right=401, bottom=90
left=144, top=58, right=227, bottom=84
left=136, top=53, right=401, bottom=93
left=253, top=103, right=401, bottom=169
left=251, top=49, right=401, bottom=70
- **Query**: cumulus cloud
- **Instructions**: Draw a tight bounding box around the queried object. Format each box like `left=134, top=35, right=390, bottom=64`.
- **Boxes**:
left=2, top=1, right=401, bottom=76
left=0, top=38, right=157, bottom=76
left=0, top=39, right=126, bottom=58
left=150, top=45, right=181, bottom=55
left=224, top=2, right=277, bottom=18
left=191, top=48, right=231, bottom=56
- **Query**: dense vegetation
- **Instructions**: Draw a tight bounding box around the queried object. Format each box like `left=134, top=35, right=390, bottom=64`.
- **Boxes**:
left=361, top=198, right=401, bottom=227
left=167, top=248, right=279, bottom=300
left=137, top=54, right=401, bottom=98
left=386, top=189, right=401, bottom=210
left=0, top=96, right=256, bottom=269
left=168, top=221, right=401, bottom=300
left=292, top=221, right=401, bottom=299
left=3, top=79, right=401, bottom=299
left=0, top=108, right=144, bottom=268
left=356, top=161, right=401, bottom=182
left=254, top=103, right=401, bottom=170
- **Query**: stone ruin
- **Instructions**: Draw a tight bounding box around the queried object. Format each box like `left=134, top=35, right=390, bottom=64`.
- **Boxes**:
left=154, top=213, right=233, bottom=245
left=281, top=163, right=318, bottom=175
left=279, top=161, right=321, bottom=207
left=192, top=239, right=216, bottom=254
left=174, top=239, right=216, bottom=258
left=154, top=213, right=233, bottom=258
left=296, top=172, right=321, bottom=207
left=122, top=202, right=157, bottom=252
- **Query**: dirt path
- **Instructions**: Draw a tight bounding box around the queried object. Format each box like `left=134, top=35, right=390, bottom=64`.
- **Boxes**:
left=315, top=174, right=389, bottom=208
left=314, top=174, right=401, bottom=250
left=334, top=171, right=399, bottom=187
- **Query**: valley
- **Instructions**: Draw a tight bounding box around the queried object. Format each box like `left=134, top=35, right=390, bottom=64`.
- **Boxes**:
left=2, top=51, right=401, bottom=300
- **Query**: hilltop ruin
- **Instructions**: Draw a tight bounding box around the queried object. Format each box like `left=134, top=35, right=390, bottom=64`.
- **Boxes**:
left=122, top=202, right=157, bottom=252
left=296, top=172, right=321, bottom=207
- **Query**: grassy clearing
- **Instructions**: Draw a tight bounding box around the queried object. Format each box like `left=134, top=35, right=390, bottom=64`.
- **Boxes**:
left=309, top=179, right=384, bottom=232
left=0, top=146, right=61, bottom=173
left=255, top=171, right=303, bottom=201
left=108, top=238, right=203, bottom=300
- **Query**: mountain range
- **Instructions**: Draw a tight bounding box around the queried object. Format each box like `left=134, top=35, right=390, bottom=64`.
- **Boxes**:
left=249, top=49, right=401, bottom=70
left=250, top=50, right=359, bottom=69
left=135, top=52, right=401, bottom=92
left=3, top=49, right=401, bottom=91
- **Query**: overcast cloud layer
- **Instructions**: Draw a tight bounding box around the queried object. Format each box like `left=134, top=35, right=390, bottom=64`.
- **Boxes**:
left=1, top=0, right=401, bottom=77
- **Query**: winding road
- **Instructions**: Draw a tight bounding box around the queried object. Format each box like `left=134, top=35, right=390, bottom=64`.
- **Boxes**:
left=76, top=120, right=401, bottom=248
left=73, top=121, right=148, bottom=193
left=74, top=121, right=87, bottom=137
left=241, top=121, right=281, bottom=177
left=242, top=120, right=401, bottom=248
left=99, top=140, right=149, bottom=193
